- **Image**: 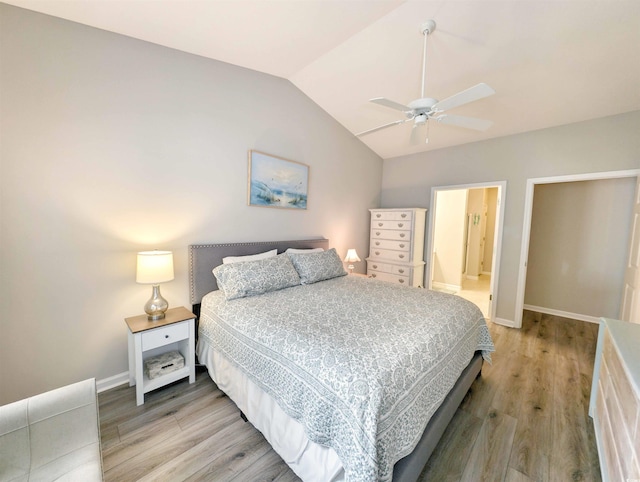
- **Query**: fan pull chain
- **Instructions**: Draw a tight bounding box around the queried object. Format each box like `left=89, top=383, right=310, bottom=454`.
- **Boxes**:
left=425, top=120, right=430, bottom=144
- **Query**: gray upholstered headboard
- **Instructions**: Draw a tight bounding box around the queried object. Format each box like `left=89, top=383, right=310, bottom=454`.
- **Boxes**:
left=189, top=238, right=329, bottom=306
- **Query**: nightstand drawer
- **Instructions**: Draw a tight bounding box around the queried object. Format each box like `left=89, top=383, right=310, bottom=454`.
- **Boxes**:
left=142, top=322, right=189, bottom=351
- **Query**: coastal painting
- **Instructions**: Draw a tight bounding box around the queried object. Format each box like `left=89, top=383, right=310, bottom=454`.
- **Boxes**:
left=248, top=151, right=309, bottom=209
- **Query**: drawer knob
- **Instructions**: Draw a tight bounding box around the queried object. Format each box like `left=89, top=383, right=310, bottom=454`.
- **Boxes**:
left=373, top=265, right=378, bottom=269
left=378, top=222, right=383, bottom=227
left=375, top=241, right=380, bottom=246
left=375, top=251, right=380, bottom=255
left=399, top=279, right=405, bottom=283
left=399, top=244, right=405, bottom=248
left=376, top=232, right=381, bottom=236
left=398, top=269, right=405, bottom=274
left=376, top=214, right=381, bottom=218
left=398, top=223, right=404, bottom=227
left=401, top=214, right=407, bottom=218
left=400, top=233, right=406, bottom=238
left=372, top=273, right=377, bottom=278
left=399, top=254, right=405, bottom=259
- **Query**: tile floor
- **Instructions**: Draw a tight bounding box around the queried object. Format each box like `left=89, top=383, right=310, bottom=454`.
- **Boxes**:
left=455, top=274, right=491, bottom=318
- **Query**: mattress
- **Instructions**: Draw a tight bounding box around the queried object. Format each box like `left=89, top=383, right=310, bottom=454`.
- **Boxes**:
left=197, top=276, right=494, bottom=481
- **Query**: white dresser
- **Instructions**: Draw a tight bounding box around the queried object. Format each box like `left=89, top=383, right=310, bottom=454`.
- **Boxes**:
left=589, top=318, right=640, bottom=482
left=366, top=208, right=427, bottom=287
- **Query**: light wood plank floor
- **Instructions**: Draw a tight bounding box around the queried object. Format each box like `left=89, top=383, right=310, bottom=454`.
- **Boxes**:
left=99, top=311, right=601, bottom=481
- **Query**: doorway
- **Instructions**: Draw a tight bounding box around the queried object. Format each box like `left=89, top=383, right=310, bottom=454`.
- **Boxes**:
left=427, top=181, right=506, bottom=322
left=514, top=169, right=640, bottom=329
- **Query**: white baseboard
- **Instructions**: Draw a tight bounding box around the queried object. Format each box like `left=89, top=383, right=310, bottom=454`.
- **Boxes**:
left=493, top=317, right=516, bottom=328
left=481, top=271, right=492, bottom=276
left=432, top=281, right=462, bottom=292
left=523, top=305, right=601, bottom=324
left=466, top=274, right=479, bottom=281
left=96, top=372, right=129, bottom=393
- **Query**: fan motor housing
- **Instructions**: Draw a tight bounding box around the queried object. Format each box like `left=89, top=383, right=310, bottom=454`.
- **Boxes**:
left=408, top=97, right=438, bottom=113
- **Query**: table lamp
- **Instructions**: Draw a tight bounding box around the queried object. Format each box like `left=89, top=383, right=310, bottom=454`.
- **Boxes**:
left=344, top=248, right=361, bottom=274
left=136, top=250, right=174, bottom=321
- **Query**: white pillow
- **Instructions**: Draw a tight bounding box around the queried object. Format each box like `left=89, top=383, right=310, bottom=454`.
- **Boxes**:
left=222, top=248, right=277, bottom=264
left=285, top=247, right=325, bottom=254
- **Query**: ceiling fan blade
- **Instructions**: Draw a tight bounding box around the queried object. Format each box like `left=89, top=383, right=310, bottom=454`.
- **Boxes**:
left=436, top=114, right=493, bottom=131
left=370, top=97, right=412, bottom=112
left=432, top=83, right=495, bottom=112
left=356, top=119, right=409, bottom=137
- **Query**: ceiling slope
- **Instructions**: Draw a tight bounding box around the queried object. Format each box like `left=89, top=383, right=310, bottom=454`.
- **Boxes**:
left=4, top=0, right=640, bottom=159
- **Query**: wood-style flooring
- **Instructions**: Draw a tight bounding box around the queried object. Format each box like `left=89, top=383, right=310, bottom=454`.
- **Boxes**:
left=98, top=311, right=601, bottom=481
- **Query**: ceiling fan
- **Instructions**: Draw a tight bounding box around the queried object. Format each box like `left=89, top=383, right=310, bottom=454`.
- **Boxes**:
left=356, top=20, right=495, bottom=144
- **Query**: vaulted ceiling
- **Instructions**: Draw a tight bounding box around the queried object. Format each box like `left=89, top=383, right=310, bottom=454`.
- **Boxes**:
left=5, top=0, right=640, bottom=159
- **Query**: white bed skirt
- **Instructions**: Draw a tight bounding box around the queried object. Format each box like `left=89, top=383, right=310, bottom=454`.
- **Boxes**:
left=197, top=340, right=345, bottom=482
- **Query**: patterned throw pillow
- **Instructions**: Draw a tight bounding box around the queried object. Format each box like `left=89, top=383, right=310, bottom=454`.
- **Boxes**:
left=213, top=254, right=301, bottom=300
left=288, top=248, right=347, bottom=284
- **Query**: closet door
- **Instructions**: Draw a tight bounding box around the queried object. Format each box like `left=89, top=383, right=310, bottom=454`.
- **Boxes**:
left=620, top=176, right=640, bottom=323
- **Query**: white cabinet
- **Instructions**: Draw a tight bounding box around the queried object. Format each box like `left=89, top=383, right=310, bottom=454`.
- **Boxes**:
left=366, top=208, right=427, bottom=287
left=589, top=318, right=640, bottom=482
left=125, top=306, right=196, bottom=406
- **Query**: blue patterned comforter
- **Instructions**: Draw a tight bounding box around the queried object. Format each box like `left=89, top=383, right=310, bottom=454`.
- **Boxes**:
left=198, top=276, right=494, bottom=481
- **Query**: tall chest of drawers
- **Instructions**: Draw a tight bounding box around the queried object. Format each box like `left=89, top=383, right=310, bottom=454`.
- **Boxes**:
left=366, top=208, right=427, bottom=287
left=589, top=318, right=640, bottom=482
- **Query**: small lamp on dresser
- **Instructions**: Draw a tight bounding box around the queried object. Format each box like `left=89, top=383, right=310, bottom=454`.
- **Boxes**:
left=136, top=250, right=174, bottom=321
left=344, top=248, right=361, bottom=274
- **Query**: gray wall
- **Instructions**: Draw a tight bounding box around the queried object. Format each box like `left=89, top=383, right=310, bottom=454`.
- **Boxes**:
left=525, top=178, right=636, bottom=318
left=0, top=5, right=382, bottom=404
left=382, top=111, right=640, bottom=324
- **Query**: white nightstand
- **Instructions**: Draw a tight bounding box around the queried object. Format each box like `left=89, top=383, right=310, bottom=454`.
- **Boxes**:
left=125, top=306, right=196, bottom=406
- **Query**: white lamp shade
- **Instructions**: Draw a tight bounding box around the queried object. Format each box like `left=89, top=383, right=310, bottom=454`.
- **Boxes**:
left=136, top=251, right=174, bottom=284
left=344, top=249, right=361, bottom=263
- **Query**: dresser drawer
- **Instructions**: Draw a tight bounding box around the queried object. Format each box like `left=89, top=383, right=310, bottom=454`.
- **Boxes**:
left=603, top=331, right=637, bottom=429
left=368, top=260, right=412, bottom=276
left=590, top=319, right=640, bottom=482
left=371, top=220, right=412, bottom=230
left=367, top=270, right=410, bottom=285
left=371, top=229, right=410, bottom=241
left=368, top=260, right=393, bottom=274
left=370, top=239, right=410, bottom=251
left=369, top=248, right=410, bottom=262
left=371, top=210, right=413, bottom=221
left=142, top=322, right=190, bottom=351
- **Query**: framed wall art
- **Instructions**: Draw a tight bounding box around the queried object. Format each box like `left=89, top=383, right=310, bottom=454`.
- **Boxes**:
left=247, top=150, right=309, bottom=210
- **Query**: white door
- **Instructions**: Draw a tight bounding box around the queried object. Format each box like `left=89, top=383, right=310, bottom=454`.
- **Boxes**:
left=620, top=176, right=640, bottom=323
left=486, top=190, right=502, bottom=319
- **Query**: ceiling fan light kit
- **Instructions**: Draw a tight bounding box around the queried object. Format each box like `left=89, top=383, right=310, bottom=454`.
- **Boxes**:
left=357, top=19, right=495, bottom=144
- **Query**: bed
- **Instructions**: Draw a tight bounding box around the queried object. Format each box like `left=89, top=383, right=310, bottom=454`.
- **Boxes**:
left=189, top=238, right=494, bottom=482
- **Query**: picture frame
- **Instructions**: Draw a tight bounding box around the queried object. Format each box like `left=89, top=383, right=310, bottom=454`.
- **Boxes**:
left=247, top=150, right=309, bottom=210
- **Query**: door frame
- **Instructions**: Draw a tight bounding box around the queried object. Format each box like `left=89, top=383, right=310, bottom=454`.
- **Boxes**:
left=514, top=168, right=640, bottom=329
left=427, top=180, right=507, bottom=322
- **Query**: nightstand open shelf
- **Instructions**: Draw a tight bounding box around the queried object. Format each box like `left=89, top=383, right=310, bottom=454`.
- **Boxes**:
left=125, top=306, right=196, bottom=406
